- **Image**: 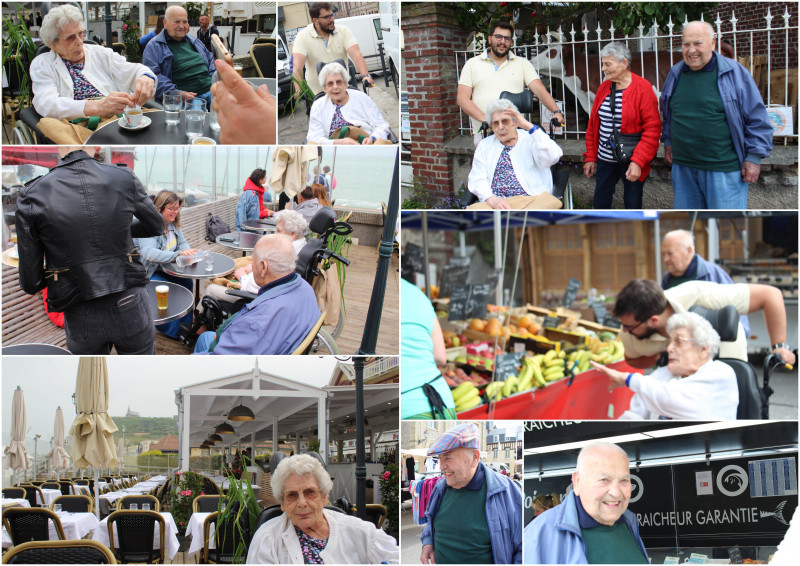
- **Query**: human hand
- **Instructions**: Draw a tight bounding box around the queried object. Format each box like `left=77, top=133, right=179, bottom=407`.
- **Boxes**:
left=133, top=75, right=155, bottom=106
left=589, top=360, right=629, bottom=388
left=181, top=91, right=197, bottom=101
left=583, top=161, right=596, bottom=178
left=501, top=107, right=531, bottom=130
left=625, top=161, right=642, bottom=182
left=362, top=75, right=375, bottom=88
left=84, top=93, right=134, bottom=118
left=773, top=347, right=796, bottom=366
left=178, top=249, right=199, bottom=256
left=211, top=59, right=276, bottom=144
left=334, top=137, right=359, bottom=145
left=552, top=110, right=565, bottom=125
left=742, top=161, right=760, bottom=184
left=485, top=196, right=512, bottom=210
left=362, top=136, right=375, bottom=145
left=233, top=267, right=250, bottom=280
left=664, top=146, right=673, bottom=165
left=420, top=545, right=436, bottom=564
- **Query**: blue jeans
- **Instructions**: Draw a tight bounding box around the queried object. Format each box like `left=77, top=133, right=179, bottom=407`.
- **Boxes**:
left=593, top=160, right=644, bottom=209
left=672, top=163, right=748, bottom=209
left=194, top=330, right=216, bottom=353
left=63, top=287, right=155, bottom=355
left=152, top=271, right=193, bottom=338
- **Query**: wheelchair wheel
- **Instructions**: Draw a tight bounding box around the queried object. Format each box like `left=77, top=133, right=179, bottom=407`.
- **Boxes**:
left=309, top=328, right=340, bottom=355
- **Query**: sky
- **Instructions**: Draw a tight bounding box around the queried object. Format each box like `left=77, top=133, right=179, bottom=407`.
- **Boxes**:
left=1, top=356, right=341, bottom=453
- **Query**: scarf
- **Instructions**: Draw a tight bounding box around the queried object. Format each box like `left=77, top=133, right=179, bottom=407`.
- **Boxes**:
left=243, top=177, right=271, bottom=218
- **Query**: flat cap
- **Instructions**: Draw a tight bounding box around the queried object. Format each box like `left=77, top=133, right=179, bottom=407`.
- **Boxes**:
left=427, top=423, right=480, bottom=456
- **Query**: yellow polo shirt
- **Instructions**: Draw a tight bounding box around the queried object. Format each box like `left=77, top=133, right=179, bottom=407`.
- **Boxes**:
left=293, top=23, right=358, bottom=94
left=620, top=281, right=751, bottom=361
left=459, top=50, right=540, bottom=134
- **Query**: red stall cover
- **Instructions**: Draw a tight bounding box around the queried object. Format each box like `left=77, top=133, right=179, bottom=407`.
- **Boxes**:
left=2, top=148, right=136, bottom=169
left=458, top=361, right=637, bottom=420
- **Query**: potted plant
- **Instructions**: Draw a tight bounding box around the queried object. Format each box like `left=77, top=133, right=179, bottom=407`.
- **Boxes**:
left=378, top=463, right=399, bottom=540
left=214, top=455, right=260, bottom=564
left=121, top=20, right=142, bottom=63
left=2, top=11, right=38, bottom=110
left=170, top=471, right=204, bottom=537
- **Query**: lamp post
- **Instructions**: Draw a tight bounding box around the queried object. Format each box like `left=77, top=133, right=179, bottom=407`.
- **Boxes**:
left=33, top=434, right=41, bottom=481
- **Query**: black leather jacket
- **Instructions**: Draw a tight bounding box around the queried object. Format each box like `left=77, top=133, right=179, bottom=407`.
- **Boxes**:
left=16, top=150, right=163, bottom=312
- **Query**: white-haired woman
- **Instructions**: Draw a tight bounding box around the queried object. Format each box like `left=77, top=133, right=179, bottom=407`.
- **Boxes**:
left=591, top=312, right=738, bottom=419
left=275, top=209, right=309, bottom=257
left=31, top=4, right=157, bottom=120
left=583, top=41, right=660, bottom=209
left=306, top=62, right=392, bottom=145
left=467, top=98, right=563, bottom=209
left=247, top=454, right=399, bottom=564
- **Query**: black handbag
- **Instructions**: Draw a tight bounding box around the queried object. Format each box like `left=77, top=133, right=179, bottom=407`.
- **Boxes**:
left=607, top=84, right=642, bottom=164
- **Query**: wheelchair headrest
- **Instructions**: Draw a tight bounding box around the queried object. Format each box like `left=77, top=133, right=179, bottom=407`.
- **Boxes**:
left=309, top=206, right=335, bottom=235
left=316, top=58, right=348, bottom=76
left=499, top=90, right=535, bottom=114
left=689, top=305, right=739, bottom=344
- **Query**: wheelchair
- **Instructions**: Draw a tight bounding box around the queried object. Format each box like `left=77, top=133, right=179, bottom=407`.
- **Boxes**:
left=178, top=207, right=351, bottom=354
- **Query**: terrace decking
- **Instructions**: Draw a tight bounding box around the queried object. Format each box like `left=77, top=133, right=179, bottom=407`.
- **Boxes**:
left=1, top=198, right=399, bottom=356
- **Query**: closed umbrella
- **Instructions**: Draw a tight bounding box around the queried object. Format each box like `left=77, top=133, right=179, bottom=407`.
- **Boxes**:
left=268, top=146, right=317, bottom=201
left=220, top=2, right=254, bottom=55
left=3, top=386, right=29, bottom=485
left=48, top=406, right=71, bottom=480
left=69, top=357, right=118, bottom=518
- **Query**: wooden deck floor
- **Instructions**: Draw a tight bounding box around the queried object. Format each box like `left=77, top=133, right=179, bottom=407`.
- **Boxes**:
left=1, top=244, right=399, bottom=356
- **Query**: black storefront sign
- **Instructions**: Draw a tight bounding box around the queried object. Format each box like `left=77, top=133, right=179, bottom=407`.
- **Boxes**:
left=401, top=242, right=424, bottom=283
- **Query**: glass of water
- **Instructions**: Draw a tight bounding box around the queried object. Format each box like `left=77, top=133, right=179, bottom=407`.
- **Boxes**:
left=184, top=98, right=207, bottom=140
left=163, top=90, right=182, bottom=126
left=204, top=251, right=214, bottom=272
left=54, top=504, right=62, bottom=513
left=142, top=503, right=151, bottom=511
left=129, top=503, right=138, bottom=510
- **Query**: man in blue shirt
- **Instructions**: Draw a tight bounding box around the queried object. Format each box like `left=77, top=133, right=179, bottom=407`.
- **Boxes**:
left=524, top=443, right=648, bottom=564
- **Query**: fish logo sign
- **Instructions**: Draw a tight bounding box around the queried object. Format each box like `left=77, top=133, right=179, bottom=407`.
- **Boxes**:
left=629, top=474, right=644, bottom=503
left=760, top=501, right=789, bottom=526
left=717, top=465, right=748, bottom=497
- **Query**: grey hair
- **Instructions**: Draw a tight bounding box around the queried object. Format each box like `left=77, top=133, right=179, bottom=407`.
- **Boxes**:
left=319, top=62, right=350, bottom=88
left=576, top=442, right=629, bottom=474
left=485, top=98, right=519, bottom=123
left=600, top=42, right=632, bottom=69
left=41, top=4, right=84, bottom=47
left=663, top=229, right=695, bottom=249
left=667, top=312, right=721, bottom=359
left=255, top=233, right=296, bottom=275
left=683, top=21, right=716, bottom=40
left=271, top=454, right=333, bottom=501
left=165, top=5, right=188, bottom=21
left=274, top=210, right=309, bottom=239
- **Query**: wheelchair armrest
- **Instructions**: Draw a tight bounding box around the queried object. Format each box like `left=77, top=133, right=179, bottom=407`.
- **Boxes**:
left=388, top=130, right=398, bottom=144
left=144, top=99, right=164, bottom=111
left=225, top=289, right=258, bottom=301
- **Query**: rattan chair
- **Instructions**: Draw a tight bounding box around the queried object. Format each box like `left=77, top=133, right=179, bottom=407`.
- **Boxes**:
left=16, top=485, right=43, bottom=509
left=51, top=495, right=93, bottom=513
left=193, top=495, right=221, bottom=513
left=39, top=482, right=60, bottom=491
left=364, top=504, right=388, bottom=529
left=250, top=43, right=276, bottom=78
left=2, top=487, right=26, bottom=500
left=156, top=477, right=171, bottom=508
left=107, top=510, right=165, bottom=564
left=201, top=476, right=221, bottom=495
left=56, top=481, right=74, bottom=496
left=116, top=495, right=159, bottom=512
left=202, top=502, right=251, bottom=564
left=1, top=539, right=117, bottom=564
left=72, top=479, right=89, bottom=488
left=1, top=508, right=66, bottom=545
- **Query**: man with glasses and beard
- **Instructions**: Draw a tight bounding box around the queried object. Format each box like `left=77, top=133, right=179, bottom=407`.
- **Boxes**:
left=613, top=278, right=795, bottom=369
left=458, top=22, right=564, bottom=146
left=291, top=2, right=374, bottom=97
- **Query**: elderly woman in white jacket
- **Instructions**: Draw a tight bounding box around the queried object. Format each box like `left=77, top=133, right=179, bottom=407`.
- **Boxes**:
left=468, top=98, right=563, bottom=209
left=306, top=62, right=391, bottom=145
left=592, top=312, right=738, bottom=420
left=246, top=454, right=398, bottom=564
left=31, top=4, right=156, bottom=120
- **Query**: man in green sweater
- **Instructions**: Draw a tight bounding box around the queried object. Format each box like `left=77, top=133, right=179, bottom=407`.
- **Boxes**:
left=523, top=443, right=648, bottom=563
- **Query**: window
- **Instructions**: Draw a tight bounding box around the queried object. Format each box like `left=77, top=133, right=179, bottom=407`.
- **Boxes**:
left=505, top=447, right=510, bottom=458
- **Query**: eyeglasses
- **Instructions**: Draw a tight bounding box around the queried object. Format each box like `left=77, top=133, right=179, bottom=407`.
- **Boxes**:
left=492, top=34, right=513, bottom=43
left=669, top=335, right=695, bottom=349
left=284, top=488, right=322, bottom=503
left=316, top=13, right=335, bottom=21
left=621, top=319, right=646, bottom=333
left=164, top=205, right=182, bottom=212
left=57, top=30, right=87, bottom=43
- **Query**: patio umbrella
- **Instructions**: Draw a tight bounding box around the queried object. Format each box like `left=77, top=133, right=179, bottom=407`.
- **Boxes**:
left=48, top=406, right=70, bottom=480
left=219, top=2, right=254, bottom=55
left=3, top=386, right=29, bottom=485
left=69, top=357, right=118, bottom=518
left=268, top=146, right=317, bottom=201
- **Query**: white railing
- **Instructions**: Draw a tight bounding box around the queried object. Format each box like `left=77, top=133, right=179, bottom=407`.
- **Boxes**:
left=454, top=7, right=797, bottom=141
left=364, top=356, right=399, bottom=380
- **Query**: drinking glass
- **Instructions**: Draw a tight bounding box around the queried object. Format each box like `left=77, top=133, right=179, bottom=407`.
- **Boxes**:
left=54, top=504, right=62, bottom=513
left=129, top=503, right=138, bottom=510
left=204, top=251, right=214, bottom=272
left=142, top=503, right=151, bottom=511
left=163, top=90, right=182, bottom=125
left=184, top=98, right=207, bottom=140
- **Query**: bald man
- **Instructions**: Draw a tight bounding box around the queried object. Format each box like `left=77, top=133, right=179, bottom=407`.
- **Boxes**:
left=661, top=229, right=749, bottom=336
left=193, top=234, right=320, bottom=354
left=523, top=443, right=648, bottom=564
left=661, top=21, right=772, bottom=209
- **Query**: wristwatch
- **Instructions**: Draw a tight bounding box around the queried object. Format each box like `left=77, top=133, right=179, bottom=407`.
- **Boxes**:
left=772, top=341, right=791, bottom=350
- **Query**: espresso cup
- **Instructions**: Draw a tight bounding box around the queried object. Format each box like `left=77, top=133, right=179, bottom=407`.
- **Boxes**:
left=124, top=106, right=143, bottom=127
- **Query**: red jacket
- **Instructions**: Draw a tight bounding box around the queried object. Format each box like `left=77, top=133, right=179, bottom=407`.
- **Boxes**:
left=243, top=178, right=271, bottom=218
left=583, top=72, right=661, bottom=180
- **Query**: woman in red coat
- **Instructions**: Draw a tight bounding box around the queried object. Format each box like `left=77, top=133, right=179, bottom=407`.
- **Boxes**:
left=583, top=42, right=661, bottom=208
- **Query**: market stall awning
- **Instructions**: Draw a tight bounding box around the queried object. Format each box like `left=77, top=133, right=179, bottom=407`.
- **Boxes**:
left=401, top=210, right=659, bottom=231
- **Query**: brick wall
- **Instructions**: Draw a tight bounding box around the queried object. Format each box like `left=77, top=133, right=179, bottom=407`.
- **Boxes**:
left=716, top=2, right=798, bottom=68
left=402, top=2, right=470, bottom=198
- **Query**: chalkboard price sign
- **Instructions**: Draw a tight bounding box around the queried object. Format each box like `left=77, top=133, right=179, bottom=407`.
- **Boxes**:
left=562, top=277, right=581, bottom=308
left=543, top=315, right=559, bottom=329
left=466, top=283, right=492, bottom=319
left=440, top=265, right=470, bottom=298
left=604, top=316, right=622, bottom=329
left=496, top=352, right=525, bottom=381
left=401, top=243, right=424, bottom=283
left=448, top=285, right=470, bottom=321
left=449, top=256, right=471, bottom=267
left=590, top=299, right=607, bottom=325
left=448, top=284, right=492, bottom=321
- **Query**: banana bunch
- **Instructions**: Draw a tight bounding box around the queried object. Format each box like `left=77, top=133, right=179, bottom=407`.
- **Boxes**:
left=589, top=339, right=625, bottom=364
left=451, top=382, right=483, bottom=412
left=566, top=349, right=593, bottom=373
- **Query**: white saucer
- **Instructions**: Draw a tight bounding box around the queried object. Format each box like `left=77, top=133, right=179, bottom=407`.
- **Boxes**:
left=118, top=115, right=152, bottom=130
left=8, top=246, right=18, bottom=259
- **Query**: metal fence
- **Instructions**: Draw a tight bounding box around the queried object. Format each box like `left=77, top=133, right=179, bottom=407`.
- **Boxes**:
left=454, top=7, right=797, bottom=141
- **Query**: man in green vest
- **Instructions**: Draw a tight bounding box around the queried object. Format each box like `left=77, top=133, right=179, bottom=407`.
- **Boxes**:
left=420, top=423, right=522, bottom=564
left=523, top=442, right=648, bottom=564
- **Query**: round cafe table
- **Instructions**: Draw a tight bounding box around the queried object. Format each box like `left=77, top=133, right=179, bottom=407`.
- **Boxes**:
left=241, top=219, right=277, bottom=234
left=145, top=280, right=193, bottom=324
left=85, top=110, right=221, bottom=145
left=161, top=252, right=236, bottom=304
left=215, top=231, right=262, bottom=255
left=2, top=343, right=72, bottom=355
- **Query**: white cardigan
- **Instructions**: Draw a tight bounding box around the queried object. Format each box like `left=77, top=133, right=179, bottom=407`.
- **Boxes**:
left=468, top=129, right=563, bottom=201
left=619, top=360, right=738, bottom=420
left=307, top=89, right=391, bottom=145
left=246, top=508, right=399, bottom=564
left=31, top=44, right=156, bottom=120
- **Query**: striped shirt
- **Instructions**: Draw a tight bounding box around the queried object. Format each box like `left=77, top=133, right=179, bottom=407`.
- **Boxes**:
left=597, top=86, right=625, bottom=162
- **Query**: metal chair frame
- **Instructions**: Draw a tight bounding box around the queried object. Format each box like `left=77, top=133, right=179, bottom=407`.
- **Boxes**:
left=1, top=507, right=66, bottom=546
left=107, top=510, right=166, bottom=565
left=1, top=539, right=118, bottom=564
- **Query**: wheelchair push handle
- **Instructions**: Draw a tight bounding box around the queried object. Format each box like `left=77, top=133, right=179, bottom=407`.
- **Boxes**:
left=765, top=351, right=794, bottom=372
left=321, top=249, right=351, bottom=267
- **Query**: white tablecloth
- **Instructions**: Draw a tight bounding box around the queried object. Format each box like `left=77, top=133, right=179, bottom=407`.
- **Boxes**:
left=1, top=498, right=30, bottom=508
left=2, top=512, right=99, bottom=548
left=39, top=489, right=62, bottom=507
left=94, top=511, right=180, bottom=559
left=186, top=512, right=214, bottom=557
